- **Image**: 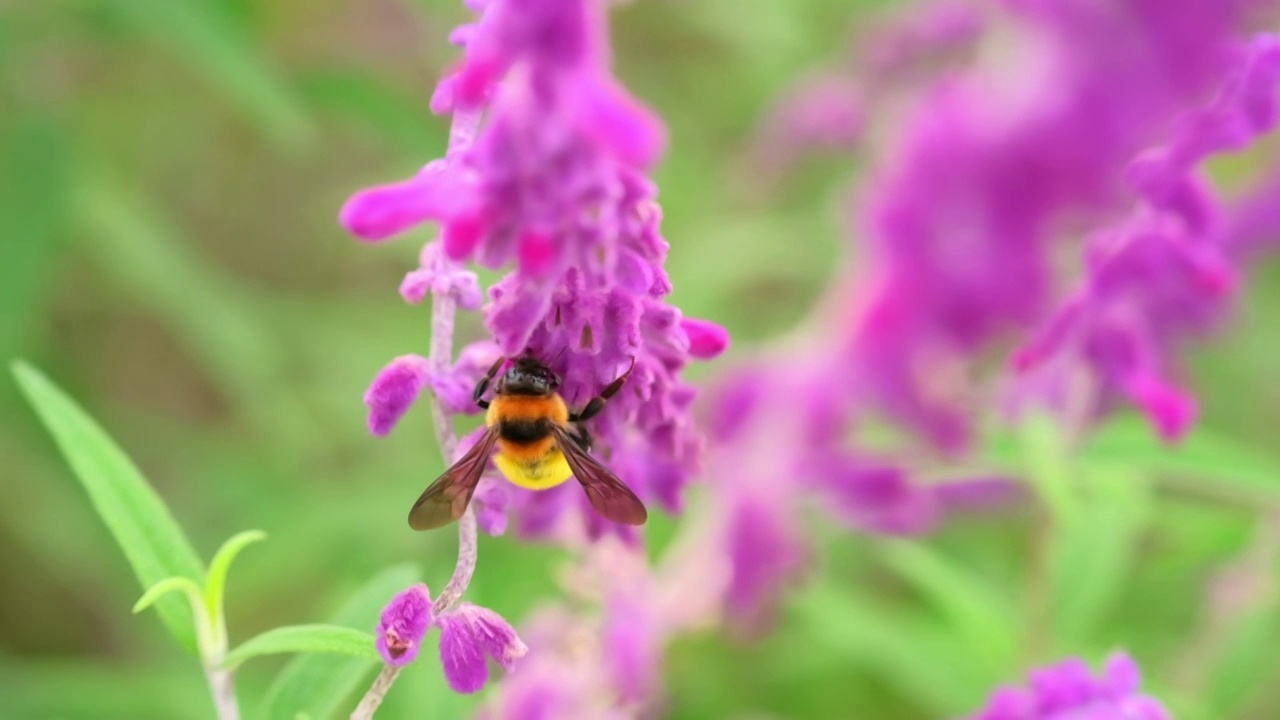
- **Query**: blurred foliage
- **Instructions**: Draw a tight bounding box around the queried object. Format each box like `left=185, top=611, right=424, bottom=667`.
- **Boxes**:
left=3, top=0, right=1280, bottom=719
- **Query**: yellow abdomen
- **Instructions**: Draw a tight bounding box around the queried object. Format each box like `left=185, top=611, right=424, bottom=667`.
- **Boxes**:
left=493, top=445, right=574, bottom=490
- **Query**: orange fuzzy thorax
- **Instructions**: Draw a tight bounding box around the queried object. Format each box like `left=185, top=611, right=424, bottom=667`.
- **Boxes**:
left=485, top=394, right=569, bottom=425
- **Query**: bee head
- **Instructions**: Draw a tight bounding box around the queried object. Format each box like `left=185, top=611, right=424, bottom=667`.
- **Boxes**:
left=498, top=356, right=560, bottom=396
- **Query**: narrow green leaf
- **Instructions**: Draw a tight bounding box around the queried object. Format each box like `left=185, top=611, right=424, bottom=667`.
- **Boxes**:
left=297, top=68, right=444, bottom=156
left=74, top=175, right=321, bottom=454
left=1020, top=413, right=1078, bottom=519
left=791, top=583, right=990, bottom=715
left=134, top=576, right=206, bottom=615
left=205, top=529, right=267, bottom=631
left=1083, top=416, right=1280, bottom=503
left=1206, top=609, right=1280, bottom=716
left=261, top=564, right=419, bottom=720
left=223, top=625, right=379, bottom=669
left=0, top=114, right=70, bottom=363
left=877, top=541, right=1019, bottom=679
left=98, top=0, right=314, bottom=151
left=1049, top=467, right=1149, bottom=648
left=12, top=360, right=206, bottom=652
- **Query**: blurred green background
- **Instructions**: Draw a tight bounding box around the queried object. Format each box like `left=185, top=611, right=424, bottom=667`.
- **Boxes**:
left=4, top=1, right=1280, bottom=718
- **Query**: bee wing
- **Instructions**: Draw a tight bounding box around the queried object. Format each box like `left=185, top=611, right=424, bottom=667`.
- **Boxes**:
left=408, top=427, right=500, bottom=531
left=552, top=425, right=648, bottom=526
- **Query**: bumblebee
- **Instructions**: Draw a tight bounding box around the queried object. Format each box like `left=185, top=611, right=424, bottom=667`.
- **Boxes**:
left=408, top=354, right=648, bottom=530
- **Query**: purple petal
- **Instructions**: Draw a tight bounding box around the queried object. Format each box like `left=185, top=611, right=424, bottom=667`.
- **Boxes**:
left=1124, top=373, right=1197, bottom=442
left=339, top=162, right=476, bottom=242
left=365, top=355, right=432, bottom=435
left=438, top=612, right=489, bottom=693
left=680, top=317, right=730, bottom=360
left=376, top=583, right=433, bottom=667
left=473, top=477, right=509, bottom=536
left=456, top=603, right=528, bottom=671
left=573, top=75, right=667, bottom=169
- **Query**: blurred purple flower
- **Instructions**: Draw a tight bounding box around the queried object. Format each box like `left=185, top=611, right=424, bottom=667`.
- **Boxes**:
left=969, top=653, right=1168, bottom=720
left=811, top=455, right=941, bottom=535
left=723, top=494, right=807, bottom=624
left=843, top=0, right=1251, bottom=451
left=437, top=602, right=528, bottom=694
left=376, top=583, right=433, bottom=667
left=1014, top=33, right=1280, bottom=440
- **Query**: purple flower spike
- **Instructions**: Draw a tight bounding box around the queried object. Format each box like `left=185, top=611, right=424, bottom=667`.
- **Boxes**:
left=364, top=355, right=432, bottom=435
left=437, top=602, right=528, bottom=694
left=969, top=652, right=1168, bottom=720
left=376, top=583, right=433, bottom=667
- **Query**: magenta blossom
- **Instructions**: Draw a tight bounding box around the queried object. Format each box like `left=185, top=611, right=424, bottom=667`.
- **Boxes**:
left=969, top=653, right=1168, bottom=720
left=376, top=584, right=434, bottom=667
left=437, top=603, right=529, bottom=694
left=840, top=0, right=1252, bottom=451
left=345, top=0, right=728, bottom=538
left=1013, top=34, right=1280, bottom=440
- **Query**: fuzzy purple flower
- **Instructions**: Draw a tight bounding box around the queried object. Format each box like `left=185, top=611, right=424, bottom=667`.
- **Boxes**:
left=839, top=0, right=1253, bottom=451
left=364, top=355, right=433, bottom=436
left=969, top=653, right=1168, bottom=720
left=1013, top=34, right=1280, bottom=440
left=376, top=583, right=434, bottom=667
left=437, top=602, right=528, bottom=694
left=342, top=0, right=726, bottom=536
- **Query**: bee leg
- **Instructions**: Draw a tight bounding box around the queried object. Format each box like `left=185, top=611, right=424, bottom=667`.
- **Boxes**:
left=570, top=424, right=593, bottom=452
left=569, top=356, right=636, bottom=423
left=472, top=356, right=507, bottom=410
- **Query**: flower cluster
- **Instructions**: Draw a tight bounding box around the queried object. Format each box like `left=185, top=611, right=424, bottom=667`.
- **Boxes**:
left=346, top=0, right=727, bottom=540
left=342, top=0, right=728, bottom=708
left=707, top=0, right=1267, bottom=628
left=479, top=538, right=703, bottom=718
left=969, top=653, right=1168, bottom=720
left=376, top=583, right=528, bottom=694
left=843, top=0, right=1251, bottom=451
left=1014, top=34, right=1280, bottom=440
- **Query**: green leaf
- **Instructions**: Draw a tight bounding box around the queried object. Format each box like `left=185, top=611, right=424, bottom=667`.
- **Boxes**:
left=1049, top=467, right=1150, bottom=648
left=1206, top=609, right=1280, bottom=716
left=297, top=68, right=444, bottom=157
left=97, top=0, right=314, bottom=151
left=261, top=564, right=419, bottom=720
left=223, top=625, right=379, bottom=669
left=74, top=175, right=321, bottom=454
left=12, top=360, right=206, bottom=652
left=205, top=529, right=267, bottom=637
left=877, top=541, right=1019, bottom=680
left=1020, top=413, right=1078, bottom=519
left=0, top=114, right=70, bottom=363
left=791, top=583, right=990, bottom=715
left=134, top=576, right=206, bottom=615
left=1082, top=416, right=1280, bottom=504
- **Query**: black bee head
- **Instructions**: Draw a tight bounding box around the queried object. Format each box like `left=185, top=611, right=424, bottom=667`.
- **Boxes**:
left=498, top=357, right=560, bottom=396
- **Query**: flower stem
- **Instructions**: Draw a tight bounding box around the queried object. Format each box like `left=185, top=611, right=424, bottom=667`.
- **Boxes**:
left=350, top=665, right=403, bottom=720
left=350, top=106, right=483, bottom=719
left=206, top=666, right=240, bottom=720
left=434, top=505, right=478, bottom=614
